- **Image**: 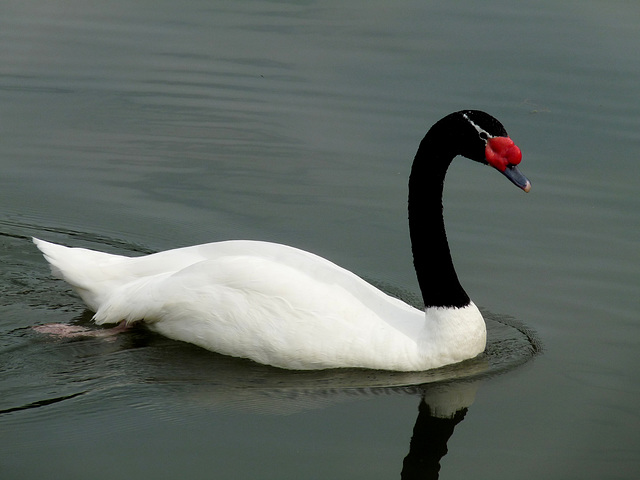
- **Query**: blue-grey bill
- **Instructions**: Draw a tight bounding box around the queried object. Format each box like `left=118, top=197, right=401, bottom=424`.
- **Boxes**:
left=502, top=165, right=531, bottom=192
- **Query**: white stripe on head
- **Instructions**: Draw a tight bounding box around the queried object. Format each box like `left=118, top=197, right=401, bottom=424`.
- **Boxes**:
left=462, top=113, right=494, bottom=141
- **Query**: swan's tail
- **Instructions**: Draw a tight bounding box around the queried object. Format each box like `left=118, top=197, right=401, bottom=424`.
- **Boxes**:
left=33, top=238, right=130, bottom=314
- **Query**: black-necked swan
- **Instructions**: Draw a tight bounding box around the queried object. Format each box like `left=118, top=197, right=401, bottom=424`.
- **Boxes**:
left=34, top=110, right=530, bottom=371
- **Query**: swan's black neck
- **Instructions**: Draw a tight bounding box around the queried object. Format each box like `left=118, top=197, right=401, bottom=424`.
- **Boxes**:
left=408, top=113, right=476, bottom=309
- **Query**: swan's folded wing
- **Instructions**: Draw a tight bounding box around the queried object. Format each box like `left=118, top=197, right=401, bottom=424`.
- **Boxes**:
left=91, top=255, right=424, bottom=370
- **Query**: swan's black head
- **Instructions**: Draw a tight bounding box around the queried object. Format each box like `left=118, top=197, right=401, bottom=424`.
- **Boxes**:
left=456, top=110, right=531, bottom=192
left=424, top=110, right=531, bottom=192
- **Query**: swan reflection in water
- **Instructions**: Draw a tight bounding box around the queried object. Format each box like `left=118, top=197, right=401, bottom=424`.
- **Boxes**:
left=211, top=376, right=483, bottom=480
left=401, top=382, right=478, bottom=480
left=151, top=354, right=486, bottom=480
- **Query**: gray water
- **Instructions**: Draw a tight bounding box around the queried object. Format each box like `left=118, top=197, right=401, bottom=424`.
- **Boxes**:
left=1, top=1, right=638, bottom=478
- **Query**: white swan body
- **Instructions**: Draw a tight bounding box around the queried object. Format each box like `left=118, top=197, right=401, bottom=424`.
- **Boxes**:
left=34, top=111, right=530, bottom=371
left=33, top=238, right=485, bottom=371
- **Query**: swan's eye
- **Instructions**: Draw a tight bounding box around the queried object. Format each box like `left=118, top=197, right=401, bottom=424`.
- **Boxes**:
left=479, top=131, right=489, bottom=141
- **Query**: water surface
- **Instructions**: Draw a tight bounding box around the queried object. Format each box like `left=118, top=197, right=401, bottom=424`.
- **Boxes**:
left=1, top=1, right=638, bottom=478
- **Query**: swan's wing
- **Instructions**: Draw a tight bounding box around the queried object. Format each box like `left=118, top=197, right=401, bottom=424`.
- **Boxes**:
left=93, top=252, right=392, bottom=327
left=93, top=253, right=422, bottom=369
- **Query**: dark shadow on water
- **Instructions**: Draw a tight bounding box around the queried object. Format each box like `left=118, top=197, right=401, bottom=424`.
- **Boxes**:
left=0, top=391, right=87, bottom=416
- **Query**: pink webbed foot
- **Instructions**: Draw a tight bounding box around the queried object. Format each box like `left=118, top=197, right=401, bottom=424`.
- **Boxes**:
left=33, top=322, right=129, bottom=340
